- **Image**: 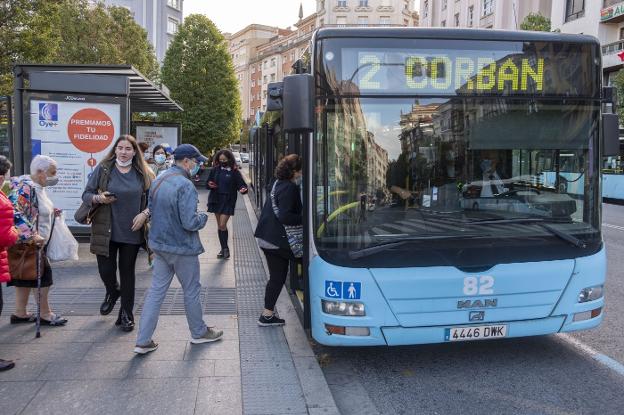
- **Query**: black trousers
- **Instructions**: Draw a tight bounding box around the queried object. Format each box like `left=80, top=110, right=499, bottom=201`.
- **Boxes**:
left=262, top=248, right=294, bottom=311
left=96, top=241, right=140, bottom=320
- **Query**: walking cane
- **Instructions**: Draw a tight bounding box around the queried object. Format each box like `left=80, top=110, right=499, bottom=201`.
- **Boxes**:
left=35, top=243, right=42, bottom=338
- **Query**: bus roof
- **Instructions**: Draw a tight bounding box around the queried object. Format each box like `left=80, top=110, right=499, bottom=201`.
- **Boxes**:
left=314, top=27, right=599, bottom=46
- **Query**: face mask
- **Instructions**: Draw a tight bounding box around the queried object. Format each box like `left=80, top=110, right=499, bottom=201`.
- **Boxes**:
left=45, top=176, right=59, bottom=187
left=189, top=162, right=200, bottom=177
left=116, top=158, right=133, bottom=167
left=155, top=154, right=166, bottom=165
left=294, top=175, right=303, bottom=186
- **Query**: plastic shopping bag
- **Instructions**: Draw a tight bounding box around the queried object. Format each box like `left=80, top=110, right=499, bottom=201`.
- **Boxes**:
left=47, top=213, right=79, bottom=262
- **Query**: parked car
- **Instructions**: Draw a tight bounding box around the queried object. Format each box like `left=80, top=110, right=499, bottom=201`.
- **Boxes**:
left=240, top=152, right=250, bottom=163
left=232, top=151, right=243, bottom=168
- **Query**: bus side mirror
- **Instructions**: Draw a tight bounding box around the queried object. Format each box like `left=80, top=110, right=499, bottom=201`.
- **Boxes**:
left=266, top=82, right=284, bottom=112
left=602, top=113, right=620, bottom=156
left=283, top=74, right=314, bottom=132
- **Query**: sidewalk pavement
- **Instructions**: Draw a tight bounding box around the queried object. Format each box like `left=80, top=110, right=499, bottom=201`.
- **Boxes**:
left=0, top=190, right=339, bottom=415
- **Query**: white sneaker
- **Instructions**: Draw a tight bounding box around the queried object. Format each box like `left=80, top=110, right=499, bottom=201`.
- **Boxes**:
left=190, top=327, right=223, bottom=344
left=133, top=340, right=159, bottom=354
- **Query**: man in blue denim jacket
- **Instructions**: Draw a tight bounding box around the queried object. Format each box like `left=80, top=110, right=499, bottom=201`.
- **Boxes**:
left=134, top=144, right=223, bottom=354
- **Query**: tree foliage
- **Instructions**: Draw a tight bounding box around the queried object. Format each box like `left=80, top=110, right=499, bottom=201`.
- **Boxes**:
left=0, top=0, right=158, bottom=95
left=520, top=13, right=552, bottom=32
left=0, top=0, right=55, bottom=95
left=612, top=70, right=624, bottom=123
left=159, top=14, right=241, bottom=153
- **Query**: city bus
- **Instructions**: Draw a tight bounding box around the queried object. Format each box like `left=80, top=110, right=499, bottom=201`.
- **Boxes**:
left=254, top=28, right=619, bottom=346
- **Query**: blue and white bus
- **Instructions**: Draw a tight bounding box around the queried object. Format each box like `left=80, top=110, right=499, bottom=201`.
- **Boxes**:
left=260, top=28, right=619, bottom=346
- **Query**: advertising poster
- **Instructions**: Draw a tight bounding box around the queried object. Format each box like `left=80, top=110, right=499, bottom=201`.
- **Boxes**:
left=135, top=123, right=180, bottom=154
left=29, top=97, right=122, bottom=227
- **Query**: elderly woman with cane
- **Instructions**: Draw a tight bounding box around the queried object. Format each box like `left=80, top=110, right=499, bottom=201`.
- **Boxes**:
left=8, top=155, right=67, bottom=330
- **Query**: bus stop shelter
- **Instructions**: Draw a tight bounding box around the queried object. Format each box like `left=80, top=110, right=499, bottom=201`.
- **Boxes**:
left=10, top=64, right=182, bottom=229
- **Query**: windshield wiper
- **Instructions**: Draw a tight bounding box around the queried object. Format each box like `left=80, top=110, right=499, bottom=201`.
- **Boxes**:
left=348, top=234, right=487, bottom=260
left=464, top=218, right=586, bottom=248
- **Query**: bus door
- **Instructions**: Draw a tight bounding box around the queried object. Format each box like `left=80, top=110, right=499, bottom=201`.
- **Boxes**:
left=284, top=132, right=308, bottom=325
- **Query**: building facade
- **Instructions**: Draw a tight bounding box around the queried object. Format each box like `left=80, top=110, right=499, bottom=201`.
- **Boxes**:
left=316, top=0, right=418, bottom=27
left=228, top=25, right=284, bottom=121
left=420, top=0, right=552, bottom=29
left=551, top=0, right=624, bottom=85
left=250, top=14, right=317, bottom=117
left=232, top=0, right=419, bottom=123
left=98, top=0, right=183, bottom=62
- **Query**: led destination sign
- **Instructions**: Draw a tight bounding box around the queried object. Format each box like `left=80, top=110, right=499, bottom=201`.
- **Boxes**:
left=326, top=40, right=598, bottom=97
left=358, top=54, right=543, bottom=93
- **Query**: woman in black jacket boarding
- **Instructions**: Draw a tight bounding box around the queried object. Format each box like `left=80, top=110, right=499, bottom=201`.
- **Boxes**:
left=207, top=150, right=247, bottom=259
left=254, top=154, right=302, bottom=326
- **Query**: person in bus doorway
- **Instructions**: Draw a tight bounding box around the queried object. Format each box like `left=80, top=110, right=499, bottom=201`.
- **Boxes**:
left=8, top=155, right=67, bottom=327
left=150, top=144, right=170, bottom=177
left=82, top=135, right=154, bottom=332
left=254, top=154, right=303, bottom=326
left=206, top=150, right=247, bottom=259
left=0, top=156, right=18, bottom=371
left=134, top=144, right=223, bottom=354
left=479, top=151, right=507, bottom=197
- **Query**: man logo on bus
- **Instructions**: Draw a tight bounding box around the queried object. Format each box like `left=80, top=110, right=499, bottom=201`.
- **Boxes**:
left=347, top=283, right=357, bottom=299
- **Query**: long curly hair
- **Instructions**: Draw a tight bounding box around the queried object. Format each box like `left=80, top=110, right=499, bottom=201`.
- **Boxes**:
left=275, top=154, right=302, bottom=180
left=213, top=149, right=237, bottom=169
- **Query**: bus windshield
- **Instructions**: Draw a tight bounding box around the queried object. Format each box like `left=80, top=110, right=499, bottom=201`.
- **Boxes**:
left=313, top=38, right=602, bottom=268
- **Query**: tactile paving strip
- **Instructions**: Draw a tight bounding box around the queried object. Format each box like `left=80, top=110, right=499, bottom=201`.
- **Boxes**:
left=2, top=287, right=236, bottom=316
left=233, top=198, right=307, bottom=414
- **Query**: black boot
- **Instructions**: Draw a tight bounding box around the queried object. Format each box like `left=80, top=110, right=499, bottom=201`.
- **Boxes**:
left=100, top=289, right=120, bottom=315
left=115, top=308, right=122, bottom=326
left=217, top=230, right=229, bottom=259
left=119, top=309, right=134, bottom=332
left=223, top=247, right=230, bottom=259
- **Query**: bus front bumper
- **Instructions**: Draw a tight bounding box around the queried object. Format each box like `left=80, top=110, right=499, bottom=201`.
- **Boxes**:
left=312, top=311, right=603, bottom=346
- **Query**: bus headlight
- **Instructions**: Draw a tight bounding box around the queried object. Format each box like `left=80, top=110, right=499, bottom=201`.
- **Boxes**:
left=578, top=285, right=603, bottom=303
left=322, top=300, right=366, bottom=316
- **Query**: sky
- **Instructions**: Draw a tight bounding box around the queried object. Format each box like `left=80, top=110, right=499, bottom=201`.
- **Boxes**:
left=183, top=0, right=318, bottom=34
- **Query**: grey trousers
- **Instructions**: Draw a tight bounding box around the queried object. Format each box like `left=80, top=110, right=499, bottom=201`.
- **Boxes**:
left=136, top=250, right=207, bottom=345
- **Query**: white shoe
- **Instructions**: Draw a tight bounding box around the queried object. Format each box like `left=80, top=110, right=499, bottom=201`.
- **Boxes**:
left=134, top=340, right=158, bottom=354
left=190, top=327, right=223, bottom=344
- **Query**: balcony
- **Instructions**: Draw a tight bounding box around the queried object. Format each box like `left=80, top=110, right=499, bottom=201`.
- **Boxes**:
left=602, top=40, right=624, bottom=69
left=601, top=1, right=624, bottom=23
left=377, top=5, right=394, bottom=12
left=334, top=6, right=350, bottom=12
left=355, top=6, right=373, bottom=12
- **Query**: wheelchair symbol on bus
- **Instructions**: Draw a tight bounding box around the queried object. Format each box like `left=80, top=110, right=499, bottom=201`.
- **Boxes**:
left=325, top=281, right=342, bottom=298
left=324, top=281, right=361, bottom=300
